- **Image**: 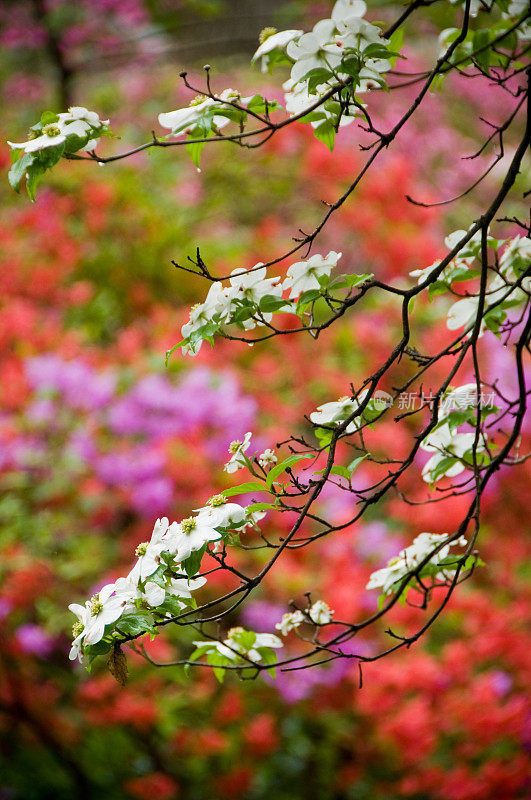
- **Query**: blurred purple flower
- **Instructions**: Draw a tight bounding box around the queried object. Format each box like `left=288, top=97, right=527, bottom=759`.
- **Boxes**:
left=242, top=600, right=286, bottom=633
left=15, top=624, right=55, bottom=658
left=131, top=476, right=174, bottom=517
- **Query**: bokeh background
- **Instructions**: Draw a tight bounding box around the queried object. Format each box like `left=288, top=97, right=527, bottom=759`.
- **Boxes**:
left=0, top=1, right=529, bottom=798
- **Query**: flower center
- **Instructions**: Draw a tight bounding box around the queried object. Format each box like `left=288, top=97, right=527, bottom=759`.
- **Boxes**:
left=89, top=595, right=103, bottom=616
left=228, top=439, right=242, bottom=454
left=208, top=494, right=227, bottom=507
left=72, top=621, right=84, bottom=638
left=43, top=124, right=61, bottom=138
left=181, top=517, right=197, bottom=535
left=259, top=26, right=277, bottom=44
left=190, top=95, right=206, bottom=107
left=135, top=542, right=149, bottom=557
left=337, top=396, right=350, bottom=403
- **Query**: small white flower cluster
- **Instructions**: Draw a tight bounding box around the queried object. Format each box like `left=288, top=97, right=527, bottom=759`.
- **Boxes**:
left=193, top=626, right=283, bottom=665
left=158, top=88, right=251, bottom=137
left=8, top=107, right=109, bottom=154
left=253, top=0, right=392, bottom=129
left=411, top=231, right=531, bottom=337
left=224, top=432, right=253, bottom=473
left=310, top=387, right=381, bottom=434
left=258, top=448, right=277, bottom=468
left=180, top=251, right=341, bottom=356
left=366, top=532, right=468, bottom=595
left=420, top=383, right=488, bottom=483
left=69, top=496, right=260, bottom=662
left=275, top=601, right=335, bottom=635
left=447, top=234, right=530, bottom=334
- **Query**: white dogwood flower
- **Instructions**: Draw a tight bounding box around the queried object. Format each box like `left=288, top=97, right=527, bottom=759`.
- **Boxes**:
left=229, top=264, right=282, bottom=304
left=310, top=391, right=367, bottom=433
left=172, top=516, right=222, bottom=562
left=332, top=0, right=367, bottom=24
left=195, top=497, right=247, bottom=529
left=421, top=429, right=485, bottom=483
left=77, top=582, right=125, bottom=647
left=309, top=600, right=334, bottom=624
left=252, top=28, right=303, bottom=71
left=9, top=108, right=108, bottom=154
left=159, top=89, right=249, bottom=136
left=258, top=448, right=277, bottom=468
left=283, top=251, right=342, bottom=299
left=335, top=16, right=388, bottom=52
left=287, top=19, right=343, bottom=83
left=276, top=610, right=305, bottom=635
left=366, top=533, right=467, bottom=594
left=224, top=431, right=252, bottom=473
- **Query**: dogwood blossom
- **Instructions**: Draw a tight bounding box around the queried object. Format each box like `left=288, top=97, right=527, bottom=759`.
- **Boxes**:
left=181, top=282, right=234, bottom=356
left=309, top=600, right=334, bottom=624
left=133, top=517, right=177, bottom=581
left=439, top=383, right=479, bottom=417
left=173, top=516, right=222, bottom=562
left=287, top=19, right=343, bottom=83
left=310, top=391, right=367, bottom=433
left=335, top=15, right=389, bottom=53
left=229, top=264, right=282, bottom=305
left=421, top=428, right=486, bottom=483
left=8, top=107, right=109, bottom=154
left=283, top=251, right=342, bottom=299
left=224, top=431, right=252, bottom=473
left=276, top=610, right=305, bottom=636
left=258, top=448, right=277, bottom=468
left=252, top=28, right=303, bottom=71
left=366, top=533, right=468, bottom=594
left=332, top=0, right=367, bottom=24
left=194, top=628, right=283, bottom=664
left=159, top=88, right=252, bottom=136
left=70, top=582, right=125, bottom=648
left=195, top=496, right=247, bottom=529
left=283, top=78, right=360, bottom=127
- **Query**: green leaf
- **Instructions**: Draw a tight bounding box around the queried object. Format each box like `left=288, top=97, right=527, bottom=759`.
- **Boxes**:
left=116, top=613, right=156, bottom=637
left=342, top=272, right=374, bottom=287
left=257, top=647, right=278, bottom=678
left=207, top=651, right=230, bottom=682
left=236, top=630, right=256, bottom=650
left=182, top=545, right=206, bottom=578
left=189, top=645, right=212, bottom=663
left=428, top=280, right=450, bottom=300
left=296, top=288, right=322, bottom=313
left=301, top=67, right=335, bottom=93
left=347, top=454, right=368, bottom=475
left=258, top=294, right=293, bottom=313
left=313, top=120, right=336, bottom=152
left=8, top=152, right=34, bottom=193
left=245, top=501, right=279, bottom=513
left=40, top=111, right=59, bottom=126
left=246, top=94, right=281, bottom=114
left=388, top=28, right=404, bottom=67
left=26, top=163, right=48, bottom=202
left=430, top=456, right=459, bottom=483
left=266, top=454, right=312, bottom=487
left=221, top=481, right=268, bottom=498
left=186, top=136, right=207, bottom=168
left=84, top=640, right=113, bottom=657
left=157, top=595, right=183, bottom=617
